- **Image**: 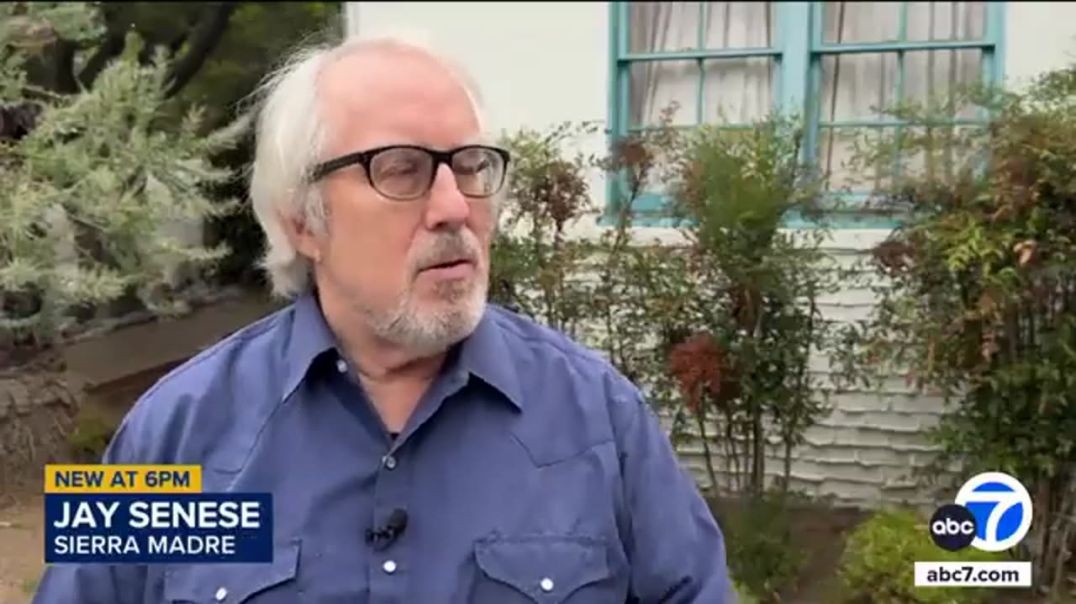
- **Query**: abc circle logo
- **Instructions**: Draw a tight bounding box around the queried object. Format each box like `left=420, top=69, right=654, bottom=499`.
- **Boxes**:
left=930, top=471, right=1033, bottom=552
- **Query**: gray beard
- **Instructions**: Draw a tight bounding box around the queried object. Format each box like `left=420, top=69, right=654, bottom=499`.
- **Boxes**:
left=363, top=276, right=488, bottom=358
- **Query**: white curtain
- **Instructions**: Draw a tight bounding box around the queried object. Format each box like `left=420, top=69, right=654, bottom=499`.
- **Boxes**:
left=820, top=2, right=986, bottom=187
left=628, top=1, right=987, bottom=188
left=628, top=2, right=775, bottom=127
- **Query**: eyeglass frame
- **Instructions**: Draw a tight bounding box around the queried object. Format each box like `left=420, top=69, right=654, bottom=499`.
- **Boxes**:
left=306, top=143, right=512, bottom=201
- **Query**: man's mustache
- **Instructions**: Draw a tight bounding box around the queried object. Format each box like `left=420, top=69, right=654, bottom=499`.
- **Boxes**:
left=411, top=232, right=481, bottom=273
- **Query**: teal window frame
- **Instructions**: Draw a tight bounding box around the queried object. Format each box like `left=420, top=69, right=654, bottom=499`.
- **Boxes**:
left=604, top=1, right=1007, bottom=229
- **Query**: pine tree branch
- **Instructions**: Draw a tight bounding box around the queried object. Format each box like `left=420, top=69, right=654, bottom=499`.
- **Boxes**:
left=163, top=2, right=237, bottom=99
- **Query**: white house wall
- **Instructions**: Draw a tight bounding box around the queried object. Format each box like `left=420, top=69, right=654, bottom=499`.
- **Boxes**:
left=344, top=1, right=1076, bottom=509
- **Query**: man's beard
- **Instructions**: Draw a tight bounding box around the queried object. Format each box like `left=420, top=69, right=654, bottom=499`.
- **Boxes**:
left=360, top=230, right=488, bottom=357
left=367, top=272, right=488, bottom=358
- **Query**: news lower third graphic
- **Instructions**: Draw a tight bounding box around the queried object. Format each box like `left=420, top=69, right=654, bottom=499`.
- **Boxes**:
left=44, top=464, right=273, bottom=563
left=916, top=471, right=1033, bottom=588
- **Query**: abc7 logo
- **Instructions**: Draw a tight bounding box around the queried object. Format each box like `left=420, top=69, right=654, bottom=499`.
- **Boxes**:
left=929, top=472, right=1033, bottom=552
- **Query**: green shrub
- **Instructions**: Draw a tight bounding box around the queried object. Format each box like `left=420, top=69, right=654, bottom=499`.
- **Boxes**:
left=720, top=492, right=805, bottom=601
left=837, top=508, right=1004, bottom=604
left=831, top=62, right=1076, bottom=594
left=67, top=408, right=115, bottom=461
left=733, top=581, right=759, bottom=603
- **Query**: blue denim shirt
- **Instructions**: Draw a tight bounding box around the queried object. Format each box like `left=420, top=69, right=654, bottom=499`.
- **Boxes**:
left=34, top=293, right=732, bottom=603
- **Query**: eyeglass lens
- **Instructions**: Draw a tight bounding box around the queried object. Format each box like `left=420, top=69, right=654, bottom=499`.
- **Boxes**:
left=369, top=147, right=504, bottom=200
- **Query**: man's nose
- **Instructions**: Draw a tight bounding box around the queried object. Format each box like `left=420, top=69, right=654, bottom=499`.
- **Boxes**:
left=423, top=164, right=470, bottom=229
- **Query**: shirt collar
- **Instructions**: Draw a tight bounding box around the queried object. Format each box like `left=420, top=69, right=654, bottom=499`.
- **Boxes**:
left=281, top=291, right=339, bottom=403
left=455, top=306, right=525, bottom=411
left=282, top=292, right=524, bottom=411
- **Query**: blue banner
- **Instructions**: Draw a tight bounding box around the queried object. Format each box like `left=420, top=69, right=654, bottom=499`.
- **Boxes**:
left=44, top=493, right=273, bottom=563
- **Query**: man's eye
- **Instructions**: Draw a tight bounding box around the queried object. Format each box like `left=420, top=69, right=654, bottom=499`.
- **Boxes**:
left=456, top=160, right=490, bottom=175
left=379, top=163, right=420, bottom=176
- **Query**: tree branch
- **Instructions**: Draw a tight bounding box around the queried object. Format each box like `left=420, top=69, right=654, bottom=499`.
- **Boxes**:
left=163, top=2, right=237, bottom=99
left=52, top=40, right=79, bottom=94
left=77, top=31, right=126, bottom=89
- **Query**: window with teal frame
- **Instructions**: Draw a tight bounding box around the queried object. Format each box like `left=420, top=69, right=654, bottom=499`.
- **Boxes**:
left=606, top=1, right=1006, bottom=229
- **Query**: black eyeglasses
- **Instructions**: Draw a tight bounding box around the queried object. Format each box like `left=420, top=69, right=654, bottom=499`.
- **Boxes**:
left=308, top=144, right=511, bottom=201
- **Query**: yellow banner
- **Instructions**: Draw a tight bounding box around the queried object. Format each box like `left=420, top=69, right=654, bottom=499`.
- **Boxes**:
left=44, top=464, right=202, bottom=493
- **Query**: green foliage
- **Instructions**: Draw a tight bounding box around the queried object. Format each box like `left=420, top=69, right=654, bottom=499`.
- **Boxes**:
left=833, top=62, right=1076, bottom=595
left=837, top=508, right=1003, bottom=604
left=0, top=2, right=102, bottom=98
left=173, top=2, right=342, bottom=127
left=67, top=407, right=115, bottom=461
left=491, top=121, right=604, bottom=339
left=661, top=114, right=840, bottom=496
left=0, top=2, right=245, bottom=352
left=734, top=581, right=760, bottom=603
left=718, top=491, right=806, bottom=602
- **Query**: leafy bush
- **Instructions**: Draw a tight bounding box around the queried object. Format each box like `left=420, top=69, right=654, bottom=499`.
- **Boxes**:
left=661, top=114, right=840, bottom=496
left=838, top=508, right=1004, bottom=604
left=833, top=62, right=1076, bottom=595
left=718, top=491, right=806, bottom=602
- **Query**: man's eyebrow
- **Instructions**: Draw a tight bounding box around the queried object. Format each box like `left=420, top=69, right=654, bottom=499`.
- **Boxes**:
left=460, top=133, right=494, bottom=146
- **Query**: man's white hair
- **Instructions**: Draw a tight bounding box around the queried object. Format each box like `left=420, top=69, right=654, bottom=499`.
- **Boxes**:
left=247, top=30, right=489, bottom=299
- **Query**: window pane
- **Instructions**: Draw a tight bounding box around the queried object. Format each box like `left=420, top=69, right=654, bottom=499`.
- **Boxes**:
left=819, top=51, right=984, bottom=123
left=822, top=2, right=902, bottom=44
left=822, top=2, right=986, bottom=44
left=629, top=61, right=699, bottom=127
left=629, top=2, right=776, bottom=53
left=903, top=49, right=983, bottom=118
left=901, top=125, right=987, bottom=181
left=702, top=58, right=775, bottom=123
left=702, top=2, right=776, bottom=48
left=906, top=2, right=986, bottom=41
left=629, top=2, right=700, bottom=53
left=628, top=59, right=776, bottom=127
left=820, top=53, right=900, bottom=122
left=819, top=127, right=896, bottom=191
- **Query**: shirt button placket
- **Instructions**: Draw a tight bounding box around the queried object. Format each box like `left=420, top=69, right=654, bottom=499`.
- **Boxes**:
left=371, top=441, right=407, bottom=603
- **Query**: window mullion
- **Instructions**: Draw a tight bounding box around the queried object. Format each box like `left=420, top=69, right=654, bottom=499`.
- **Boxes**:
left=776, top=2, right=813, bottom=161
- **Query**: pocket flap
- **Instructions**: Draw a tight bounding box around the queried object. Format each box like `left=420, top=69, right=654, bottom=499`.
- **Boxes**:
left=474, top=535, right=610, bottom=602
left=163, top=539, right=300, bottom=602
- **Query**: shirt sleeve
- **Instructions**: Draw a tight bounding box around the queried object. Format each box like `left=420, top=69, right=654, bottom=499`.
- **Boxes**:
left=616, top=386, right=736, bottom=603
left=31, top=418, right=150, bottom=604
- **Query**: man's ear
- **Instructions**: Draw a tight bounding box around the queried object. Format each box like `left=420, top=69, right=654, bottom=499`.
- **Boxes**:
left=280, top=211, right=324, bottom=264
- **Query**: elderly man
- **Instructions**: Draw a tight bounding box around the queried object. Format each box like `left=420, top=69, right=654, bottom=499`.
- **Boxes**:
left=33, top=35, right=732, bottom=603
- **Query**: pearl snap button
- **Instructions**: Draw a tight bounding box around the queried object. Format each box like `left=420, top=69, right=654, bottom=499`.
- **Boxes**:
left=215, top=586, right=228, bottom=601
left=383, top=560, right=397, bottom=574
left=336, top=359, right=347, bottom=373
left=540, top=577, right=554, bottom=592
left=383, top=455, right=397, bottom=470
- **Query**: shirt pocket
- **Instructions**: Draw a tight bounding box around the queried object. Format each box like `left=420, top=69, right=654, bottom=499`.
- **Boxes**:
left=471, top=534, right=615, bottom=603
left=162, top=539, right=301, bottom=604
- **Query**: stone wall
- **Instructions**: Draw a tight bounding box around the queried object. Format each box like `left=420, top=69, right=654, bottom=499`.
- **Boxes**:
left=0, top=364, right=82, bottom=497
